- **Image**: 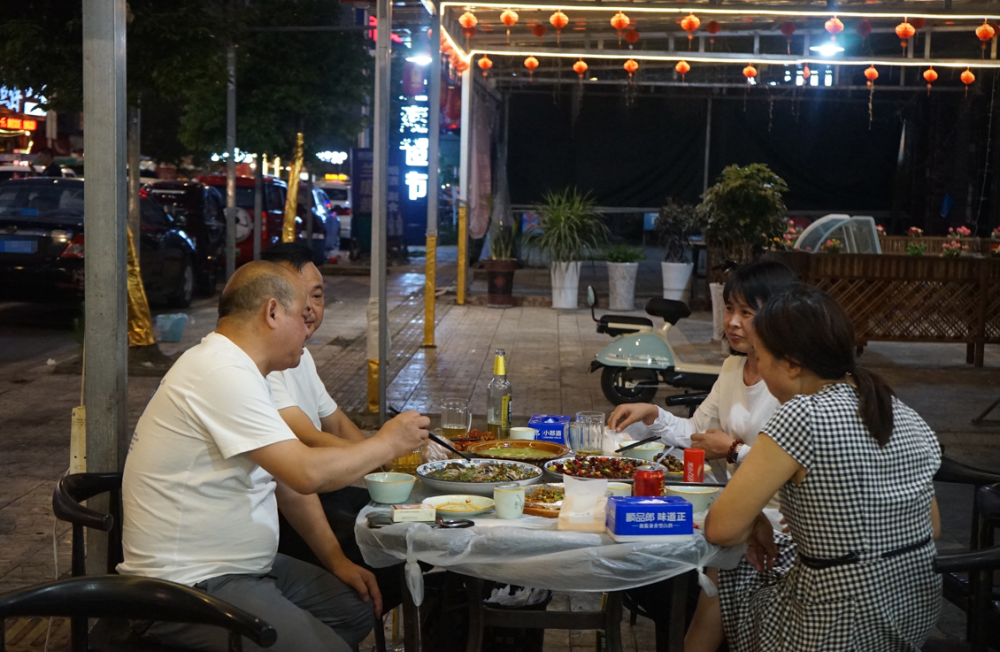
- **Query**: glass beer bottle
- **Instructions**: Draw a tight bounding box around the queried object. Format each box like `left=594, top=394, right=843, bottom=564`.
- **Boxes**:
left=487, top=349, right=512, bottom=440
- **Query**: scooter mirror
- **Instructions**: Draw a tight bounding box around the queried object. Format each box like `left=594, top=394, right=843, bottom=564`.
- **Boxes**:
left=586, top=286, right=596, bottom=307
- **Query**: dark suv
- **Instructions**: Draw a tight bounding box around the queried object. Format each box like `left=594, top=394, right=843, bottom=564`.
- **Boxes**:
left=0, top=178, right=198, bottom=307
left=146, top=180, right=226, bottom=295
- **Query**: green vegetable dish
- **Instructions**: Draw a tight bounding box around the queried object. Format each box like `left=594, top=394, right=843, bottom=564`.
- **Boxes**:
left=476, top=447, right=554, bottom=460
left=424, top=462, right=538, bottom=483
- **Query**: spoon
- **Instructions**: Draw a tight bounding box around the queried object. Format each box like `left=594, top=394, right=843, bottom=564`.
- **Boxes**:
left=653, top=446, right=678, bottom=466
left=615, top=436, right=661, bottom=454
left=429, top=433, right=475, bottom=461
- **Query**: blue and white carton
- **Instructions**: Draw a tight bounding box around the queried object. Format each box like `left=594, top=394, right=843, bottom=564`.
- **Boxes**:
left=528, top=414, right=571, bottom=445
left=606, top=496, right=694, bottom=541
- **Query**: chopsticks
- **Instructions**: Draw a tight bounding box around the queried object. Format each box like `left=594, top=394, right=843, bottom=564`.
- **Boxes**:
left=615, top=436, right=661, bottom=454
left=429, top=433, right=474, bottom=461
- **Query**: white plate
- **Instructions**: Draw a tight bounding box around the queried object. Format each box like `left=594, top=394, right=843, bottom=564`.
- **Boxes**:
left=424, top=494, right=496, bottom=518
left=543, top=455, right=667, bottom=484
left=417, top=459, right=543, bottom=497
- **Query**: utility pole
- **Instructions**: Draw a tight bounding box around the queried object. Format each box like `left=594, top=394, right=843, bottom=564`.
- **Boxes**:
left=82, top=0, right=128, bottom=575
left=127, top=106, right=141, bottom=263
left=424, top=5, right=442, bottom=347
left=225, top=1, right=237, bottom=280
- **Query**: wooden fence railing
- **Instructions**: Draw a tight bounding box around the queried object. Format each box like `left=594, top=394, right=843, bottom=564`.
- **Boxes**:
left=776, top=251, right=997, bottom=366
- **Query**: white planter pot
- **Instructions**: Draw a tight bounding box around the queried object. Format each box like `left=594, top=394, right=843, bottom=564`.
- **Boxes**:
left=661, top=261, right=694, bottom=302
left=710, top=282, right=726, bottom=342
left=550, top=261, right=581, bottom=309
left=607, top=262, right=639, bottom=311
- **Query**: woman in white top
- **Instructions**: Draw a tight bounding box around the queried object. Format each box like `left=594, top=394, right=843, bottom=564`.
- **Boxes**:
left=608, top=259, right=799, bottom=652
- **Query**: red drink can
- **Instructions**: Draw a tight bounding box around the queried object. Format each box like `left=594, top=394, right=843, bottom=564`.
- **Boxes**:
left=634, top=466, right=664, bottom=497
left=684, top=448, right=705, bottom=483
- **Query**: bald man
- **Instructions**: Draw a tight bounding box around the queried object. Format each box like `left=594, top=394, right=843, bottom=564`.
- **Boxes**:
left=119, top=262, right=430, bottom=652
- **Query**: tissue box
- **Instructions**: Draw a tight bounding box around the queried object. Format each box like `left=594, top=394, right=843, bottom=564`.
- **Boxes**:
left=391, top=504, right=436, bottom=522
left=606, top=496, right=694, bottom=539
left=528, top=414, right=570, bottom=445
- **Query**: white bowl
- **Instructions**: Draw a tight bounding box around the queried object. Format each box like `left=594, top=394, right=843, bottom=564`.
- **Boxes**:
left=364, top=472, right=416, bottom=504
left=663, top=485, right=721, bottom=513
left=623, top=442, right=666, bottom=461
left=608, top=482, right=632, bottom=497
left=416, top=459, right=543, bottom=497
left=424, top=494, right=496, bottom=518
left=509, top=427, right=537, bottom=440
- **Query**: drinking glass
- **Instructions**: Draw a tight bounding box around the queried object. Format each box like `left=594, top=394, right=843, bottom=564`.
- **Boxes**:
left=575, top=411, right=606, bottom=426
left=390, top=449, right=423, bottom=475
left=567, top=421, right=604, bottom=456
left=440, top=397, right=472, bottom=440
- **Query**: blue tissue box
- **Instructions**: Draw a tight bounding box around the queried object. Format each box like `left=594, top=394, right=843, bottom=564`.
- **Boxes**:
left=606, top=496, right=694, bottom=536
left=528, top=414, right=570, bottom=445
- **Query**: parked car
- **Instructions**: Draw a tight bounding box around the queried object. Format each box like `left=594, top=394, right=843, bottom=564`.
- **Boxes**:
left=146, top=180, right=226, bottom=295
left=0, top=178, right=197, bottom=307
left=302, top=183, right=340, bottom=256
left=316, top=181, right=351, bottom=247
left=198, top=174, right=335, bottom=265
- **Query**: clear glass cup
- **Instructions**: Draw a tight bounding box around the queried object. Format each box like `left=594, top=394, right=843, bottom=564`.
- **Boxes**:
left=567, top=421, right=604, bottom=456
left=440, top=397, right=472, bottom=440
left=391, top=449, right=423, bottom=475
left=575, top=411, right=606, bottom=425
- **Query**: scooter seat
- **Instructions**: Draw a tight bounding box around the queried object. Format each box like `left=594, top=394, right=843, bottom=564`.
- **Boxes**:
left=645, top=298, right=692, bottom=325
left=597, top=314, right=654, bottom=336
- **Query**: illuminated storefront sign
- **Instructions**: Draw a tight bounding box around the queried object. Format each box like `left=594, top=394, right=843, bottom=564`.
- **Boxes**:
left=317, top=150, right=348, bottom=165
left=399, top=102, right=429, bottom=202
left=0, top=117, right=37, bottom=131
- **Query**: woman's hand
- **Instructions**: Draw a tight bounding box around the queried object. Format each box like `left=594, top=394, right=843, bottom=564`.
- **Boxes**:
left=690, top=429, right=735, bottom=460
left=744, top=514, right=780, bottom=573
left=607, top=403, right=660, bottom=432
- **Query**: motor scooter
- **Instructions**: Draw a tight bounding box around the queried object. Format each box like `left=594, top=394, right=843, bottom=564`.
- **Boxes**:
left=586, top=286, right=721, bottom=405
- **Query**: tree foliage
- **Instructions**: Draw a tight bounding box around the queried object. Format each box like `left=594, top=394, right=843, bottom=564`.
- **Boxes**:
left=699, top=163, right=789, bottom=262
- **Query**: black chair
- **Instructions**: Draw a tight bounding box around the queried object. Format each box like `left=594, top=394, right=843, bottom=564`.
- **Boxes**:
left=923, top=485, right=1000, bottom=652
left=664, top=392, right=710, bottom=418
left=45, top=472, right=277, bottom=652
left=0, top=575, right=276, bottom=652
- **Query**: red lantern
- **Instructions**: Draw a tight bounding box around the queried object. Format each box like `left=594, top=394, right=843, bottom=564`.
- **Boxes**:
left=462, top=26, right=476, bottom=40
left=573, top=58, right=588, bottom=84
left=459, top=11, right=478, bottom=29
left=977, top=20, right=996, bottom=58
left=743, top=64, right=757, bottom=83
left=624, top=29, right=640, bottom=46
left=680, top=13, right=700, bottom=50
left=825, top=16, right=844, bottom=40
left=675, top=60, right=690, bottom=82
left=531, top=23, right=547, bottom=42
left=444, top=87, right=462, bottom=122
left=911, top=18, right=927, bottom=30
left=962, top=67, right=976, bottom=97
left=923, top=66, right=937, bottom=95
left=705, top=20, right=720, bottom=48
left=864, top=64, right=879, bottom=87
left=856, top=19, right=872, bottom=39
left=611, top=11, right=630, bottom=38
left=624, top=58, right=639, bottom=78
left=478, top=54, right=492, bottom=78
left=550, top=10, right=568, bottom=45
left=524, top=56, right=539, bottom=82
left=803, top=64, right=811, bottom=80
left=780, top=21, right=796, bottom=54
left=501, top=8, right=518, bottom=45
left=896, top=21, right=915, bottom=53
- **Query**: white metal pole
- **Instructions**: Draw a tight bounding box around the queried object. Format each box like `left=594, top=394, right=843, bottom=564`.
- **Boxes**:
left=372, top=0, right=392, bottom=423
left=457, top=67, right=472, bottom=304
left=425, top=6, right=443, bottom=347
left=225, top=39, right=237, bottom=279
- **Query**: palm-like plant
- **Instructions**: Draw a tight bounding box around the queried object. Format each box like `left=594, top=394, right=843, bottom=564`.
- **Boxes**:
left=524, top=189, right=609, bottom=262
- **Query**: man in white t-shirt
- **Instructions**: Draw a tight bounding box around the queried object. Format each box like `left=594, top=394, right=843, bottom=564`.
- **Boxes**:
left=261, top=243, right=405, bottom=607
left=120, top=261, right=430, bottom=652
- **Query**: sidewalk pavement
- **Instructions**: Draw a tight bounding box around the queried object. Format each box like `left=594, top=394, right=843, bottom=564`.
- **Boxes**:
left=2, top=254, right=999, bottom=649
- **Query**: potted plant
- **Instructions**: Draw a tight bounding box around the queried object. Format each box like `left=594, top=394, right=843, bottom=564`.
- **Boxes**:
left=656, top=199, right=702, bottom=302
left=604, top=244, right=645, bottom=310
left=484, top=216, right=519, bottom=307
left=525, top=189, right=608, bottom=309
left=700, top=163, right=789, bottom=264
left=908, top=226, right=926, bottom=256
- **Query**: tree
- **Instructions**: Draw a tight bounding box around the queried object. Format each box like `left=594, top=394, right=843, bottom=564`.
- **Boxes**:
left=179, top=0, right=372, bottom=161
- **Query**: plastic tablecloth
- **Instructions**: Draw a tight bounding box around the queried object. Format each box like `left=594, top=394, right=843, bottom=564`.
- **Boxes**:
left=354, top=482, right=745, bottom=606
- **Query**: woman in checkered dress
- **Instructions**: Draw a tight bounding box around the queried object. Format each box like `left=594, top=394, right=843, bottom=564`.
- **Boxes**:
left=706, top=287, right=942, bottom=651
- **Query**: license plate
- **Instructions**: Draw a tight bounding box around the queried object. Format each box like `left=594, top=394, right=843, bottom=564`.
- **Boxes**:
left=0, top=238, right=37, bottom=254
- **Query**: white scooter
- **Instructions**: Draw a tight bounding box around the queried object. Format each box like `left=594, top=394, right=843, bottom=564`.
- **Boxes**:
left=586, top=286, right=721, bottom=405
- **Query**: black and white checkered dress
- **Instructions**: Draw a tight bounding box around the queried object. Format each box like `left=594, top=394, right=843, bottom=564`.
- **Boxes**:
left=719, top=383, right=942, bottom=652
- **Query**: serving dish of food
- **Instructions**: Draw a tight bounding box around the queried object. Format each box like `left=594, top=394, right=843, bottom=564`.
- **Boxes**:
left=523, top=483, right=565, bottom=518
left=417, top=459, right=543, bottom=496
left=423, top=494, right=496, bottom=518
left=465, top=440, right=570, bottom=467
left=544, top=455, right=667, bottom=483
left=445, top=428, right=497, bottom=452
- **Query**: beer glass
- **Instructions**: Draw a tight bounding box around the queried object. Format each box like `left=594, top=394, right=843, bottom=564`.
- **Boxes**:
left=567, top=421, right=604, bottom=456
left=440, top=397, right=472, bottom=440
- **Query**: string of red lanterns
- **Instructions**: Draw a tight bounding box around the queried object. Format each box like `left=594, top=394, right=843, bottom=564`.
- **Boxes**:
left=680, top=13, right=700, bottom=51
left=610, top=11, right=630, bottom=46
left=550, top=10, right=569, bottom=46
left=478, top=54, right=492, bottom=78
left=524, top=56, right=539, bottom=82
left=675, top=60, right=690, bottom=82
left=961, top=67, right=976, bottom=97
left=825, top=16, right=844, bottom=41
left=705, top=20, right=721, bottom=49
left=500, top=9, right=518, bottom=46
left=531, top=23, right=546, bottom=43
left=624, top=29, right=640, bottom=47
left=976, top=21, right=996, bottom=58
left=896, top=19, right=916, bottom=55
left=923, top=66, right=938, bottom=96
left=572, top=58, right=588, bottom=85
left=743, top=64, right=757, bottom=86
left=780, top=22, right=796, bottom=55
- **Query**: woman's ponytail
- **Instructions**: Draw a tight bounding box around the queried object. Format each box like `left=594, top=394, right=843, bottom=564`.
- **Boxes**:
left=850, top=366, right=895, bottom=447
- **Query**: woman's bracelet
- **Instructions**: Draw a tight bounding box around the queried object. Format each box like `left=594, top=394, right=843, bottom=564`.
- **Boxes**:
left=727, top=438, right=745, bottom=464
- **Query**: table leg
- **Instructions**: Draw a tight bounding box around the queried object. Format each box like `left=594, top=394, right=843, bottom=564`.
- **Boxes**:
left=401, top=565, right=422, bottom=652
left=464, top=576, right=485, bottom=652
left=603, top=592, right=624, bottom=652
left=663, top=572, right=689, bottom=652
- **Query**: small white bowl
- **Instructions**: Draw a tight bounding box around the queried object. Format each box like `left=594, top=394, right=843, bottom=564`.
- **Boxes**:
left=510, top=427, right=537, bottom=440
left=608, top=482, right=632, bottom=497
left=364, top=472, right=416, bottom=504
left=663, top=485, right=720, bottom=513
left=623, top=442, right=666, bottom=462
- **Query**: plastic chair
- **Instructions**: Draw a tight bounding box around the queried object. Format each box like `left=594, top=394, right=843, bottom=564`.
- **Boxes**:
left=48, top=472, right=276, bottom=652
left=923, top=485, right=1000, bottom=652
left=0, top=575, right=276, bottom=652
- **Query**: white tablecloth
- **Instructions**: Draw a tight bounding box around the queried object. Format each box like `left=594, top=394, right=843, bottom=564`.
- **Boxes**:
left=354, top=482, right=745, bottom=606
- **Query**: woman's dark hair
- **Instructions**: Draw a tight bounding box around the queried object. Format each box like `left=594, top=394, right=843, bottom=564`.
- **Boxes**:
left=754, top=286, right=896, bottom=446
left=722, top=259, right=799, bottom=356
